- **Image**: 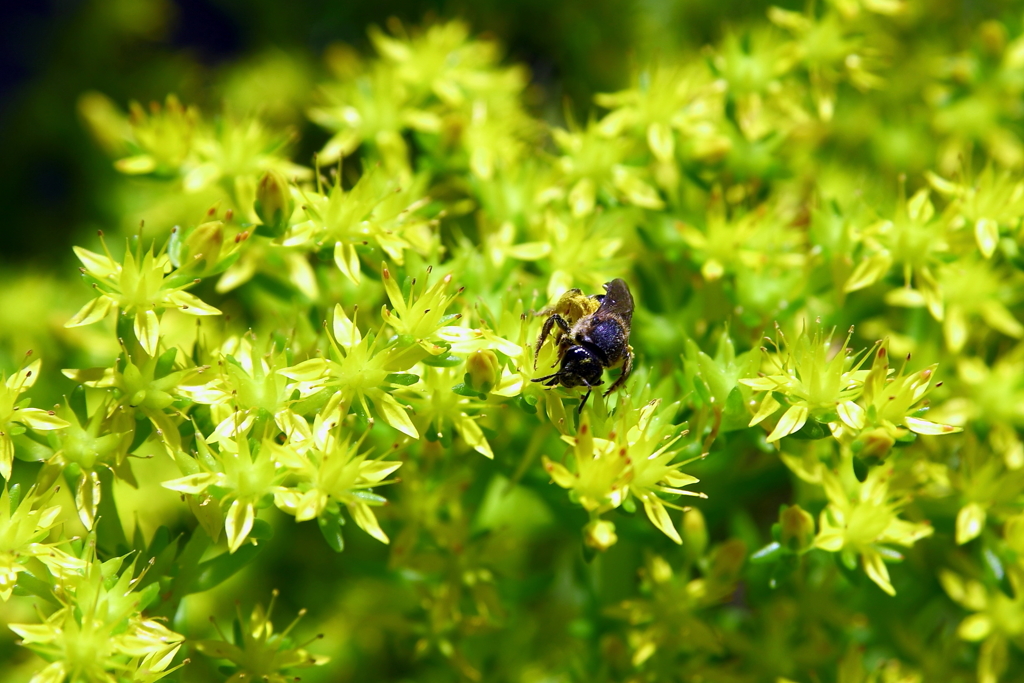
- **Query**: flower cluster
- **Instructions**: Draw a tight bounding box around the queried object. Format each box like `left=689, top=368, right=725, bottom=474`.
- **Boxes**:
left=6, top=6, right=1024, bottom=683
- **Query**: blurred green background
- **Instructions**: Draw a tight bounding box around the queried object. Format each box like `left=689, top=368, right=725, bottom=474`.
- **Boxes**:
left=0, top=0, right=808, bottom=268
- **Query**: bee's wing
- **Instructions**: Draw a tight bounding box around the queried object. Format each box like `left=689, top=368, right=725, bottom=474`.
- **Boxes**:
left=597, top=278, right=634, bottom=323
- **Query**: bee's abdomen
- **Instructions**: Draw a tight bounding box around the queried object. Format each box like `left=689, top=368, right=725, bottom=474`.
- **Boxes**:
left=578, top=318, right=626, bottom=364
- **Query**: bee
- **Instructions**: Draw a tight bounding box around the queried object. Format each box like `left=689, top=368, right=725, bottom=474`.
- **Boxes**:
left=532, top=278, right=635, bottom=412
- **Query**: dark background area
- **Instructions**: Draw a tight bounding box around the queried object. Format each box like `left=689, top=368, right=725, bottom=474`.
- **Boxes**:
left=0, top=0, right=788, bottom=267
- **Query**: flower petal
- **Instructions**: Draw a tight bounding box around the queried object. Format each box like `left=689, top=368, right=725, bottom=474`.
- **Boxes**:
left=456, top=414, right=493, bottom=459
left=279, top=358, right=331, bottom=382
left=975, top=218, right=999, bottom=259
left=225, top=498, right=256, bottom=553
left=642, top=496, right=682, bottom=544
left=334, top=242, right=361, bottom=286
left=73, top=246, right=118, bottom=278
left=349, top=499, right=388, bottom=543
left=0, top=434, right=13, bottom=481
left=162, top=473, right=219, bottom=494
left=767, top=405, right=808, bottom=442
left=380, top=263, right=407, bottom=317
left=374, top=391, right=419, bottom=439
left=955, top=502, right=986, bottom=545
left=862, top=549, right=895, bottom=596
left=837, top=401, right=865, bottom=431
left=749, top=393, right=781, bottom=426
left=542, top=456, right=577, bottom=489
left=134, top=309, right=160, bottom=356
left=15, top=408, right=69, bottom=431
left=75, top=470, right=101, bottom=530
left=845, top=251, right=892, bottom=292
left=65, top=295, right=114, bottom=328
left=904, top=416, right=960, bottom=435
left=958, top=613, right=993, bottom=642
left=332, top=304, right=362, bottom=349
left=7, top=359, right=42, bottom=391
left=359, top=459, right=403, bottom=483
left=166, top=290, right=221, bottom=316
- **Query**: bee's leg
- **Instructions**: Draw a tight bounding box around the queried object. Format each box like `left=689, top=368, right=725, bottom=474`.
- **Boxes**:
left=578, top=384, right=593, bottom=414
left=532, top=372, right=562, bottom=386
left=604, top=345, right=634, bottom=396
left=534, top=314, right=572, bottom=368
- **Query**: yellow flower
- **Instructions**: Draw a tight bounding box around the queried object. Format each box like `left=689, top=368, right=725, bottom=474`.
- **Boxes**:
left=814, top=466, right=933, bottom=595
left=279, top=304, right=426, bottom=438
left=0, top=485, right=81, bottom=601
left=402, top=366, right=494, bottom=458
left=194, top=590, right=328, bottom=683
left=742, top=326, right=872, bottom=442
left=163, top=425, right=285, bottom=553
left=852, top=340, right=961, bottom=439
left=272, top=412, right=401, bottom=544
left=940, top=567, right=1024, bottom=683
left=281, top=167, right=438, bottom=286
left=543, top=401, right=704, bottom=546
left=66, top=238, right=220, bottom=355
left=927, top=166, right=1024, bottom=259
left=43, top=394, right=132, bottom=530
left=187, top=334, right=309, bottom=445
left=9, top=549, right=185, bottom=683
left=63, top=345, right=211, bottom=451
left=551, top=119, right=664, bottom=214
left=845, top=184, right=948, bottom=321
left=543, top=417, right=630, bottom=515
left=0, top=358, right=68, bottom=480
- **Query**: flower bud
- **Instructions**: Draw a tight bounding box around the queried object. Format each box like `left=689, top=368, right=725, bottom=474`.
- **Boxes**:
left=466, top=349, right=501, bottom=394
left=708, top=539, right=746, bottom=581
left=169, top=220, right=225, bottom=274
left=682, top=508, right=708, bottom=559
left=584, top=519, right=618, bottom=552
left=853, top=427, right=896, bottom=463
left=779, top=504, right=816, bottom=553
left=255, top=170, right=294, bottom=237
left=648, top=555, right=674, bottom=584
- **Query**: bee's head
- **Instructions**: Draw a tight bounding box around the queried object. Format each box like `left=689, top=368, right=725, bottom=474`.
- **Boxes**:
left=551, top=345, right=604, bottom=389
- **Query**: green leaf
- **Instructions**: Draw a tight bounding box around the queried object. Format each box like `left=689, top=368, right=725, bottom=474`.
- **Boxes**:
left=421, top=353, right=463, bottom=367
left=318, top=508, right=346, bottom=553
left=385, top=373, right=420, bottom=386
left=787, top=418, right=831, bottom=440
left=155, top=347, right=178, bottom=379
left=8, top=484, right=21, bottom=515
left=69, top=385, right=89, bottom=424
left=515, top=395, right=537, bottom=414
left=15, top=571, right=61, bottom=606
left=194, top=544, right=262, bottom=593
left=452, top=382, right=482, bottom=398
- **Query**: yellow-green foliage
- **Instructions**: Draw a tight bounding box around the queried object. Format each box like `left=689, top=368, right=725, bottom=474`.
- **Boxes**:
left=4, top=3, right=1024, bottom=682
